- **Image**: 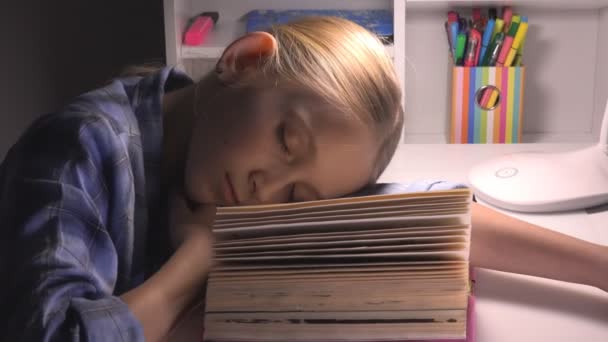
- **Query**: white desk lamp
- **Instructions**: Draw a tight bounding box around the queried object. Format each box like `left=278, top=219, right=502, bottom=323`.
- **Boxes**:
left=468, top=99, right=608, bottom=213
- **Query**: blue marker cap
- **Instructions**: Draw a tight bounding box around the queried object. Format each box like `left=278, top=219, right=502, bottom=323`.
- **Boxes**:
left=479, top=18, right=496, bottom=65
left=450, top=22, right=459, bottom=57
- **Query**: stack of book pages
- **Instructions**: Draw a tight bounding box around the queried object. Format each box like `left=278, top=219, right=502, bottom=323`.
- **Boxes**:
left=203, top=188, right=474, bottom=342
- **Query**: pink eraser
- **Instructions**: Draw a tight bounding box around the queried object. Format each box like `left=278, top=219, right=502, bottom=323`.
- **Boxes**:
left=184, top=16, right=214, bottom=46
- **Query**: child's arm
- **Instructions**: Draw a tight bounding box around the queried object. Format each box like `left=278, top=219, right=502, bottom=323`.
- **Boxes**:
left=0, top=114, right=212, bottom=341
left=121, top=192, right=216, bottom=342
left=121, top=227, right=212, bottom=342
left=470, top=202, right=608, bottom=292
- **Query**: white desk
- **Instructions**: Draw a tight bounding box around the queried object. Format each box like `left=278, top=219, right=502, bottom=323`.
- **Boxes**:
left=380, top=143, right=608, bottom=342
left=168, top=143, right=608, bottom=341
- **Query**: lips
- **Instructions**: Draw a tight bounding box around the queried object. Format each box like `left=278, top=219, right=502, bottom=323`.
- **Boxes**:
left=224, top=173, right=239, bottom=205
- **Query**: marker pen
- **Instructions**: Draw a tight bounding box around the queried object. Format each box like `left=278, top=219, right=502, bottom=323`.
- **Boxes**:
left=184, top=12, right=220, bottom=46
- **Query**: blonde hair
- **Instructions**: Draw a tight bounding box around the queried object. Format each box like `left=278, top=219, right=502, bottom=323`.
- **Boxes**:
left=263, top=16, right=404, bottom=183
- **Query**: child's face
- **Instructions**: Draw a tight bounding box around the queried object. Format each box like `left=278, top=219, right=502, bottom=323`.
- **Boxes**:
left=184, top=83, right=378, bottom=206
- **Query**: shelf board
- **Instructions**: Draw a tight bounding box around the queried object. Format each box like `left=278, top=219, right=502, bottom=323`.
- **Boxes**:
left=401, top=132, right=598, bottom=144
left=181, top=18, right=395, bottom=59
left=406, top=0, right=608, bottom=10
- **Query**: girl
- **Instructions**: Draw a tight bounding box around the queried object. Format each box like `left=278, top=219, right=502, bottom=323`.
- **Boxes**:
left=0, top=16, right=606, bottom=342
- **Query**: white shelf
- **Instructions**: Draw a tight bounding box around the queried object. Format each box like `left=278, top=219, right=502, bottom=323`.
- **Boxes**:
left=181, top=20, right=244, bottom=59
left=406, top=0, right=608, bottom=10
left=180, top=18, right=395, bottom=60
left=183, top=45, right=395, bottom=60
left=401, top=132, right=598, bottom=144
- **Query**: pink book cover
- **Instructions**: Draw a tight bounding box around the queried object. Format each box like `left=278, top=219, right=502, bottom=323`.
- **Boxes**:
left=194, top=268, right=477, bottom=342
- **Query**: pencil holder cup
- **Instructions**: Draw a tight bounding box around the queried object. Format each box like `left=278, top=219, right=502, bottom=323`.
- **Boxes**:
left=450, top=66, right=525, bottom=143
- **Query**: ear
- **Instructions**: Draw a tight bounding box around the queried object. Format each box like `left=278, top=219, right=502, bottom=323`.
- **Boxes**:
left=215, top=31, right=277, bottom=84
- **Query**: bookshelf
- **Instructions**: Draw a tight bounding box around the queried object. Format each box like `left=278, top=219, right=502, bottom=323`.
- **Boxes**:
left=180, top=19, right=396, bottom=60
left=163, top=0, right=608, bottom=144
left=164, top=0, right=397, bottom=75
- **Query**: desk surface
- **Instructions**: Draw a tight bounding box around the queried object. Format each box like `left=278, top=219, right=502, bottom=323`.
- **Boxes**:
left=380, top=143, right=608, bottom=342
left=168, top=143, right=608, bottom=341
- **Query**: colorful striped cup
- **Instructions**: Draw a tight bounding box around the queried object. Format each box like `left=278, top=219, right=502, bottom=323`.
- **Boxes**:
left=451, top=66, right=525, bottom=143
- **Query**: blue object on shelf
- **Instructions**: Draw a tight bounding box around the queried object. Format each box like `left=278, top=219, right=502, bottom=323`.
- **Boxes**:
left=246, top=10, right=393, bottom=43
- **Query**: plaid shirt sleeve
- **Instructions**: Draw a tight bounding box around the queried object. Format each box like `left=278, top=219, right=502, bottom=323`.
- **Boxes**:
left=0, top=111, right=144, bottom=341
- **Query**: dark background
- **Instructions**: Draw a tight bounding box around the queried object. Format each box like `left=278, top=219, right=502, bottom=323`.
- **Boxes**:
left=0, top=1, right=166, bottom=158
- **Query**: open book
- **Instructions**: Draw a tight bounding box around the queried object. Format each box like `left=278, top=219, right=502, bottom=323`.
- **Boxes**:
left=203, top=188, right=474, bottom=342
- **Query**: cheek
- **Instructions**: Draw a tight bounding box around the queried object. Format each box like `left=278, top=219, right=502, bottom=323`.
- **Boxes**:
left=214, top=111, right=277, bottom=155
left=187, top=91, right=281, bottom=171
left=182, top=130, right=212, bottom=201
left=187, top=114, right=273, bottom=174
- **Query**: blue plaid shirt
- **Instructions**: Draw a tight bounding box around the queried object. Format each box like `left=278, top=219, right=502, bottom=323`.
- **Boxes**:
left=0, top=65, right=467, bottom=341
left=0, top=67, right=192, bottom=341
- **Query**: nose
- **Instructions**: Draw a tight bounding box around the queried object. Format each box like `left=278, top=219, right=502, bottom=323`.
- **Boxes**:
left=248, top=169, right=292, bottom=204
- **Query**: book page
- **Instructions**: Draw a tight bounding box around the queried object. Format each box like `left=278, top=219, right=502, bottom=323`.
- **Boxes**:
left=218, top=188, right=469, bottom=210
left=216, top=198, right=468, bottom=224
left=214, top=205, right=469, bottom=228
left=215, top=235, right=467, bottom=253
left=216, top=190, right=470, bottom=217
left=216, top=242, right=467, bottom=258
left=215, top=225, right=468, bottom=247
left=214, top=214, right=469, bottom=240
left=215, top=260, right=467, bottom=271
left=205, top=189, right=472, bottom=342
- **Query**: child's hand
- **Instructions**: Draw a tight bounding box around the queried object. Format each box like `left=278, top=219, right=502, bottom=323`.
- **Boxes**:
left=594, top=245, right=608, bottom=293
left=168, top=188, right=217, bottom=250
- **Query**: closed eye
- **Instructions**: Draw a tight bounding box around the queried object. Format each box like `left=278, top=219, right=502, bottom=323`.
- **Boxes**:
left=277, top=122, right=290, bottom=155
